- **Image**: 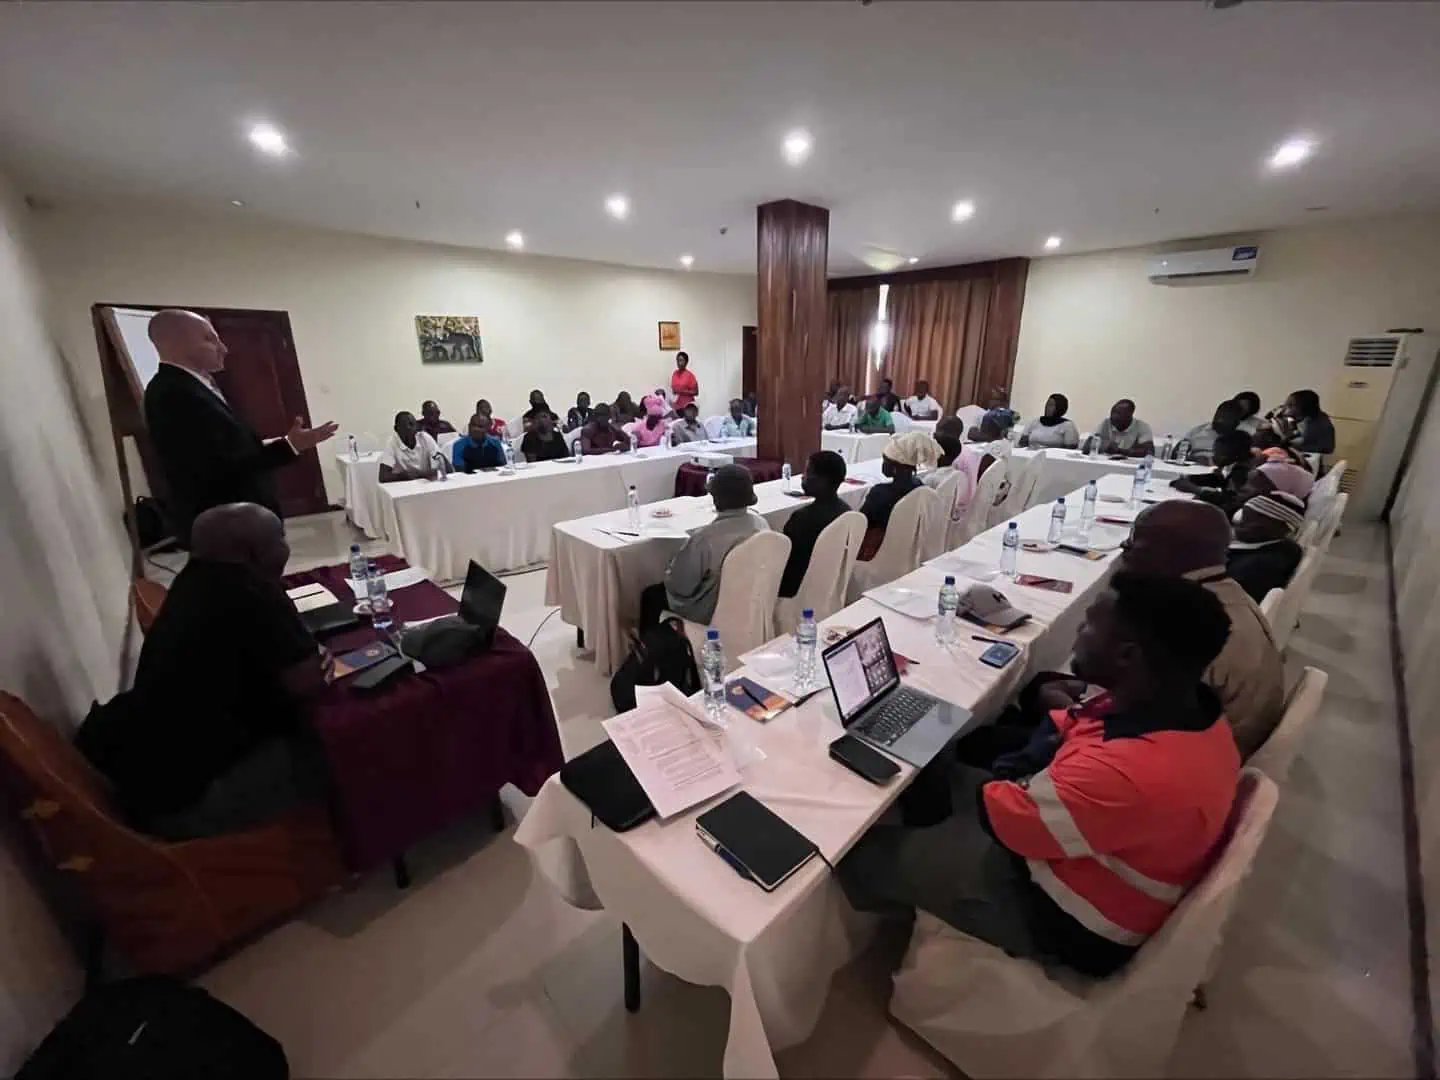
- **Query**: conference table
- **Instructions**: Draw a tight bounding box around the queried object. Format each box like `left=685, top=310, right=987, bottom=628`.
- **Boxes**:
left=286, top=555, right=563, bottom=871
left=515, top=472, right=1193, bottom=1078
left=371, top=439, right=755, bottom=580
left=821, top=418, right=937, bottom=463
left=547, top=458, right=888, bottom=676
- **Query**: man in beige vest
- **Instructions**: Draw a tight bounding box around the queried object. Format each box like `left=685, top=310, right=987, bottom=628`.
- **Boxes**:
left=1117, top=500, right=1285, bottom=758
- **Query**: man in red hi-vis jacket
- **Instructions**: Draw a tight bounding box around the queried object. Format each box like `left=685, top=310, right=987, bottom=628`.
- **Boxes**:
left=839, top=572, right=1240, bottom=976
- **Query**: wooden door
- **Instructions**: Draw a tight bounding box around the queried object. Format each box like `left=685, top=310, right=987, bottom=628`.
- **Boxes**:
left=204, top=309, right=330, bottom=518
left=742, top=325, right=757, bottom=398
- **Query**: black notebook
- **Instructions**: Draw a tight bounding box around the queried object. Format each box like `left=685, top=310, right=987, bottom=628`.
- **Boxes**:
left=695, top=791, right=819, bottom=892
left=559, top=739, right=656, bottom=832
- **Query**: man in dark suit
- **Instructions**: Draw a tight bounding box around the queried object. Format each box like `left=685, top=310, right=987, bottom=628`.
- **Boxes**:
left=143, top=309, right=337, bottom=544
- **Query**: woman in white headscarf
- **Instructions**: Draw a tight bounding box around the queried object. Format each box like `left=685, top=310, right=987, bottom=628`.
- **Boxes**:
left=858, top=431, right=942, bottom=559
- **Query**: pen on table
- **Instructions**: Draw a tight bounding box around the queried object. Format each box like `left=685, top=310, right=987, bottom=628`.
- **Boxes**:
left=971, top=635, right=1007, bottom=646
left=737, top=683, right=768, bottom=709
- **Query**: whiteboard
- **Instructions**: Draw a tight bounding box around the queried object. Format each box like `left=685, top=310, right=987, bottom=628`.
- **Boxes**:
left=106, top=307, right=162, bottom=388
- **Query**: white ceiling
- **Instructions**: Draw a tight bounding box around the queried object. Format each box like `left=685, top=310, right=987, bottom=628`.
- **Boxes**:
left=3, top=1, right=1439, bottom=275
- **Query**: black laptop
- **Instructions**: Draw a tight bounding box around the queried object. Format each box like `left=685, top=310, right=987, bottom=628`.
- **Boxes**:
left=459, top=559, right=507, bottom=648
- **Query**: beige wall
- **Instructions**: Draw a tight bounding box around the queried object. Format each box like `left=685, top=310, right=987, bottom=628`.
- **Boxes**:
left=1012, top=213, right=1440, bottom=436
left=0, top=173, right=123, bottom=1071
left=29, top=205, right=756, bottom=507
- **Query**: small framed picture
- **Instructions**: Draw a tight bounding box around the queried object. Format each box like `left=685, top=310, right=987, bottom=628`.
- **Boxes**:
left=657, top=321, right=681, bottom=351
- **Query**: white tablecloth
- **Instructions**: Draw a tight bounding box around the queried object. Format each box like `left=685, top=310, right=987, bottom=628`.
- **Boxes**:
left=337, top=452, right=386, bottom=539
left=375, top=440, right=755, bottom=580
left=516, top=472, right=1195, bottom=1078
left=1017, top=448, right=1210, bottom=505
left=546, top=459, right=886, bottom=676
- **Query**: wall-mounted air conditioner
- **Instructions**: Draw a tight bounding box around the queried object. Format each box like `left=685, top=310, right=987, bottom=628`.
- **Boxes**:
left=1147, top=245, right=1259, bottom=283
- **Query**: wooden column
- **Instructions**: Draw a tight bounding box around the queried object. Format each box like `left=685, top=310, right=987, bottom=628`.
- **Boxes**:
left=756, top=199, right=829, bottom=470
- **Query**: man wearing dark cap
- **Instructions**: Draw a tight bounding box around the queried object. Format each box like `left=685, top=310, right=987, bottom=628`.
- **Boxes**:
left=639, top=464, right=767, bottom=629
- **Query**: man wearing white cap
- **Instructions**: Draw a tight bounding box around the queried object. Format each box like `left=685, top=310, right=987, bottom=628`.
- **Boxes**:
left=857, top=432, right=942, bottom=558
left=1226, top=492, right=1306, bottom=603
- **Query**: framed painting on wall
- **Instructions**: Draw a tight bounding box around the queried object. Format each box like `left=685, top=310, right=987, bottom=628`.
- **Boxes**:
left=416, top=315, right=483, bottom=364
left=657, top=321, right=681, bottom=351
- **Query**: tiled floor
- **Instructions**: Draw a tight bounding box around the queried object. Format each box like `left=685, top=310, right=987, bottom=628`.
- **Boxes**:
left=196, top=512, right=1418, bottom=1078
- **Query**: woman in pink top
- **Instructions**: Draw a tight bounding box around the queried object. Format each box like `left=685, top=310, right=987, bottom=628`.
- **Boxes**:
left=670, top=352, right=699, bottom=412
left=627, top=395, right=670, bottom=448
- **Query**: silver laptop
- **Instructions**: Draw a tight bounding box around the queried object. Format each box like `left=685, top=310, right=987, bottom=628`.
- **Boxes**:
left=821, top=617, right=972, bottom=768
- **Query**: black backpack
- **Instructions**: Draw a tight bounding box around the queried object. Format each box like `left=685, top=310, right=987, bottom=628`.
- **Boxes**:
left=610, top=623, right=701, bottom=713
left=17, top=976, right=288, bottom=1080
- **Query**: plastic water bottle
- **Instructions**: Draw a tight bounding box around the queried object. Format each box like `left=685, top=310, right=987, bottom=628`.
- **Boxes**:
left=1087, top=433, right=1099, bottom=458
left=1000, top=522, right=1019, bottom=578
left=348, top=543, right=367, bottom=584
left=782, top=462, right=792, bottom=488
left=629, top=431, right=639, bottom=455
left=1129, top=464, right=1146, bottom=508
left=366, top=560, right=394, bottom=635
left=1141, top=452, right=1155, bottom=486
left=432, top=451, right=448, bottom=481
left=794, top=609, right=818, bottom=690
left=348, top=434, right=360, bottom=461
left=626, top=484, right=641, bottom=532
left=702, top=629, right=727, bottom=724
left=1080, top=479, right=1098, bottom=536
left=936, top=576, right=960, bottom=644
left=1173, top=438, right=1191, bottom=464
left=1047, top=498, right=1066, bottom=544
left=848, top=415, right=857, bottom=434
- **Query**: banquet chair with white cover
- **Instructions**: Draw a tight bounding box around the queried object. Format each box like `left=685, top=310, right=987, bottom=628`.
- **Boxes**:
left=950, top=459, right=1010, bottom=549
left=891, top=411, right=916, bottom=433
left=1259, top=587, right=1283, bottom=631
left=929, top=468, right=968, bottom=553
left=775, top=511, right=866, bottom=629
left=1311, top=492, right=1347, bottom=552
left=955, top=404, right=987, bottom=433
left=889, top=768, right=1279, bottom=1080
left=1248, top=667, right=1327, bottom=784
left=675, top=530, right=791, bottom=658
left=703, top=415, right=728, bottom=440
left=1268, top=548, right=1322, bottom=652
left=989, top=450, right=1044, bottom=527
left=849, top=486, right=941, bottom=601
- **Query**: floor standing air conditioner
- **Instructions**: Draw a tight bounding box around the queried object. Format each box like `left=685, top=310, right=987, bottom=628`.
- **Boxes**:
left=1332, top=333, right=1439, bottom=520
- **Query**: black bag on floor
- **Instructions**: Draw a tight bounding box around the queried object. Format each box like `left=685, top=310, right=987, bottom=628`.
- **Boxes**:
left=17, top=976, right=288, bottom=1080
left=609, top=622, right=701, bottom=713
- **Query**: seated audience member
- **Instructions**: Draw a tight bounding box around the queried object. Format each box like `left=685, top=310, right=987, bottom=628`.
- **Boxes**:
left=670, top=352, right=699, bottom=412
left=669, top=403, right=706, bottom=444
left=1181, top=399, right=1243, bottom=463
left=779, top=450, right=850, bottom=599
left=1093, top=398, right=1154, bottom=457
left=379, top=410, right=441, bottom=483
left=1276, top=389, right=1337, bottom=455
left=1249, top=459, right=1316, bottom=502
left=1118, top=500, right=1284, bottom=757
left=983, top=386, right=1019, bottom=432
left=823, top=386, right=859, bottom=429
left=452, top=413, right=508, bottom=472
left=926, top=417, right=1004, bottom=521
left=966, top=413, right=1014, bottom=460
left=639, top=465, right=767, bottom=628
left=1228, top=492, right=1307, bottom=603
left=76, top=504, right=330, bottom=839
left=472, top=399, right=510, bottom=440
left=903, top=379, right=943, bottom=420
left=839, top=573, right=1239, bottom=977
left=520, top=410, right=570, bottom=462
left=1253, top=427, right=1311, bottom=468
left=1171, top=430, right=1254, bottom=514
left=720, top=397, right=758, bottom=438
left=742, top=390, right=758, bottom=418
left=418, top=399, right=455, bottom=440
left=859, top=432, right=941, bottom=557
left=627, top=394, right=670, bottom=447
left=874, top=377, right=902, bottom=413
left=580, top=403, right=629, bottom=454
left=1018, top=393, right=1080, bottom=449
left=612, top=390, right=639, bottom=423
left=854, top=395, right=895, bottom=434
left=521, top=389, right=560, bottom=432
left=566, top=391, right=593, bottom=432
left=1234, top=391, right=1263, bottom=435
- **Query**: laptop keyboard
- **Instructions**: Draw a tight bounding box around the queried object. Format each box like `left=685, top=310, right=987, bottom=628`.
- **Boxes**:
left=851, top=688, right=933, bottom=747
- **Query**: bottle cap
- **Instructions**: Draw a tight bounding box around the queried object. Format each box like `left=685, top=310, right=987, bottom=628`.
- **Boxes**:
left=943, top=575, right=955, bottom=585
left=802, top=609, right=813, bottom=619
left=350, top=543, right=360, bottom=552
left=706, top=628, right=719, bottom=640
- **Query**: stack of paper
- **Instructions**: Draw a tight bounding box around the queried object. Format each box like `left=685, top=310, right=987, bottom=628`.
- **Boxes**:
left=286, top=582, right=338, bottom=613
left=601, top=684, right=741, bottom=820
left=344, top=565, right=431, bottom=599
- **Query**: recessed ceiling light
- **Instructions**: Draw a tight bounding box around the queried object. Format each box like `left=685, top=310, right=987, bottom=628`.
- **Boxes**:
left=679, top=254, right=694, bottom=268
left=247, top=123, right=289, bottom=156
left=505, top=230, right=524, bottom=250
left=229, top=199, right=245, bottom=208
left=782, top=129, right=813, bottom=166
left=1044, top=235, right=1063, bottom=251
left=604, top=194, right=629, bottom=220
left=950, top=200, right=976, bottom=223
left=907, top=256, right=919, bottom=264
left=1267, top=137, right=1315, bottom=171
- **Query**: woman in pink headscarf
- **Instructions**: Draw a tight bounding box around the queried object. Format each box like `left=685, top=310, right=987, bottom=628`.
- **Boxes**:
left=626, top=394, right=670, bottom=448
left=1250, top=460, right=1315, bottom=501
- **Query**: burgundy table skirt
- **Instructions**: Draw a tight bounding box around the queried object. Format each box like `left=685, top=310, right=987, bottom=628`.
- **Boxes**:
left=286, top=556, right=562, bottom=872
left=673, top=457, right=784, bottom=498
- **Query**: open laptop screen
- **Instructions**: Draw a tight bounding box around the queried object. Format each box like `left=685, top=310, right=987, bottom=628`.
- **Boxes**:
left=459, top=560, right=506, bottom=633
left=822, top=617, right=900, bottom=724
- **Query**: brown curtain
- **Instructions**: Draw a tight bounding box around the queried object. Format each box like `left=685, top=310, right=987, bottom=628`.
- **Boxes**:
left=881, top=259, right=1028, bottom=410
left=825, top=285, right=880, bottom=398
